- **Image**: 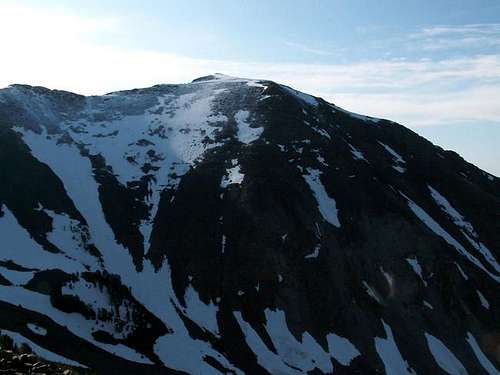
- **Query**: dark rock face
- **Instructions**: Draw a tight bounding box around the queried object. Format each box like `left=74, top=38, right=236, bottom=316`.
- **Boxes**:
left=0, top=74, right=498, bottom=374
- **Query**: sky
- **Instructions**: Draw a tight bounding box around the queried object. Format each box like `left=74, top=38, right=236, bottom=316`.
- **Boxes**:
left=0, top=0, right=499, bottom=175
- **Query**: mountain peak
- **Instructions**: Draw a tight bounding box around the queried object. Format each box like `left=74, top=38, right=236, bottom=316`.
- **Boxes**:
left=191, top=72, right=257, bottom=83
left=191, top=73, right=236, bottom=82
left=0, top=75, right=498, bottom=374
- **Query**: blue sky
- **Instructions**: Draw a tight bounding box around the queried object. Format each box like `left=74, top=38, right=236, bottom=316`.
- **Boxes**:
left=1, top=0, right=499, bottom=175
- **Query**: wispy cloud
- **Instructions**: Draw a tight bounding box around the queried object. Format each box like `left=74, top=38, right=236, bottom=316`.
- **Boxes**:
left=1, top=4, right=499, bottom=133
left=284, top=41, right=335, bottom=56
left=239, top=56, right=500, bottom=127
left=0, top=3, right=498, bottom=174
left=409, top=23, right=500, bottom=50
left=419, top=23, right=500, bottom=37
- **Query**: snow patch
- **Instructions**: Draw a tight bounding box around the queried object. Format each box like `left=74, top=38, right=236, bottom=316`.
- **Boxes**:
left=476, top=290, right=490, bottom=309
left=378, top=142, right=406, bottom=173
left=0, top=267, right=34, bottom=286
left=27, top=323, right=47, bottom=336
left=316, top=155, right=328, bottom=166
left=466, top=332, right=499, bottom=375
left=0, top=205, right=84, bottom=273
left=327, top=333, right=360, bottom=366
left=363, top=281, right=382, bottom=304
left=43, top=209, right=97, bottom=268
left=425, top=333, right=468, bottom=375
left=381, top=267, right=395, bottom=297
left=0, top=286, right=151, bottom=364
left=401, top=193, right=500, bottom=283
left=348, top=143, right=367, bottom=161
left=311, top=125, right=331, bottom=140
left=304, top=244, right=320, bottom=259
left=303, top=168, right=340, bottom=227
left=18, top=129, right=132, bottom=273
left=61, top=279, right=134, bottom=339
left=429, top=185, right=500, bottom=274
left=221, top=234, right=227, bottom=253
left=281, top=85, right=318, bottom=107
left=406, top=257, right=427, bottom=286
left=234, top=311, right=302, bottom=374
left=263, top=309, right=333, bottom=373
left=183, top=285, right=220, bottom=336
left=221, top=161, right=244, bottom=187
left=235, top=110, right=263, bottom=144
left=330, top=103, right=381, bottom=124
left=455, top=263, right=469, bottom=280
left=375, top=321, right=416, bottom=374
left=246, top=80, right=267, bottom=89
left=234, top=309, right=361, bottom=374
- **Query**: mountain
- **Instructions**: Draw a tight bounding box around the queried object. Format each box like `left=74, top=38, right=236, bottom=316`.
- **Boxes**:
left=0, top=73, right=498, bottom=374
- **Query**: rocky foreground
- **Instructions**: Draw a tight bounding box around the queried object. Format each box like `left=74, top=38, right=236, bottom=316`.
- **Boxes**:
left=0, top=334, right=94, bottom=375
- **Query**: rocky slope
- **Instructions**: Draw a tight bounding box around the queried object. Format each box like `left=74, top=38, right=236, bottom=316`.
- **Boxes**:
left=0, top=333, right=90, bottom=374
left=0, top=74, right=498, bottom=374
